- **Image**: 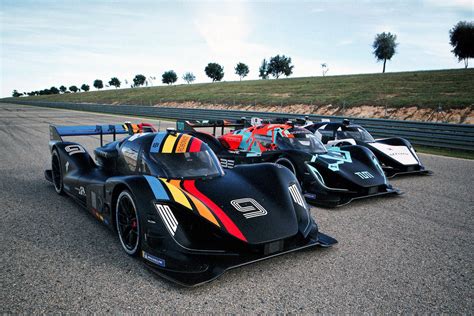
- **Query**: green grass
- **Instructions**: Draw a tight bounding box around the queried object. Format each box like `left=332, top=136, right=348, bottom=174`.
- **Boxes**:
left=4, top=68, right=474, bottom=109
left=416, top=145, right=474, bottom=160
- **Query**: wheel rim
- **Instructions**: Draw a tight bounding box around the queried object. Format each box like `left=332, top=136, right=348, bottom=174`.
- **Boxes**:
left=52, top=153, right=62, bottom=193
left=116, top=192, right=139, bottom=254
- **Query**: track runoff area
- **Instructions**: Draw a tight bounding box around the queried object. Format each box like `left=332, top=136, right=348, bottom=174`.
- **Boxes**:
left=1, top=103, right=472, bottom=313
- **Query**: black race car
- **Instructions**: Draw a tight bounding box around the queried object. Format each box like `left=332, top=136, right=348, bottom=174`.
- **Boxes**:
left=304, top=119, right=432, bottom=178
left=178, top=119, right=401, bottom=207
left=45, top=123, right=336, bottom=286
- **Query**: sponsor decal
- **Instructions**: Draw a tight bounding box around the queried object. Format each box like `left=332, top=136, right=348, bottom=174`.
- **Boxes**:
left=220, top=158, right=235, bottom=169
left=142, top=251, right=166, bottom=267
left=230, top=198, right=268, bottom=219
left=289, top=184, right=306, bottom=207
left=369, top=143, right=418, bottom=166
left=65, top=145, right=85, bottom=156
left=355, top=171, right=375, bottom=179
left=75, top=186, right=86, bottom=196
left=155, top=204, right=178, bottom=236
left=304, top=192, right=317, bottom=199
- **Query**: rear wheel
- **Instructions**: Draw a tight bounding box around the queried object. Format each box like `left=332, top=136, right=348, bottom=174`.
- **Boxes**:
left=116, top=190, right=141, bottom=256
left=51, top=150, right=64, bottom=195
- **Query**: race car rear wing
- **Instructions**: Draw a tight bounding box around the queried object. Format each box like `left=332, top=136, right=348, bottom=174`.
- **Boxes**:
left=50, top=124, right=130, bottom=146
left=176, top=119, right=247, bottom=136
left=176, top=116, right=315, bottom=134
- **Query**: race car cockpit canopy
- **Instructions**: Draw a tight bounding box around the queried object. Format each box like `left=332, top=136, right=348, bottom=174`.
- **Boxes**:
left=144, top=130, right=224, bottom=179
left=335, top=126, right=375, bottom=143
left=275, top=127, right=327, bottom=154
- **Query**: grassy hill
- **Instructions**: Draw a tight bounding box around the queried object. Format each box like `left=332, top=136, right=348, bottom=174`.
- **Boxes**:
left=5, top=69, right=474, bottom=109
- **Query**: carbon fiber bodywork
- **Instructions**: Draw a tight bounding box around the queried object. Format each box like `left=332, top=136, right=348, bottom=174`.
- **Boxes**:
left=44, top=124, right=337, bottom=286
left=178, top=120, right=401, bottom=208
left=305, top=121, right=432, bottom=178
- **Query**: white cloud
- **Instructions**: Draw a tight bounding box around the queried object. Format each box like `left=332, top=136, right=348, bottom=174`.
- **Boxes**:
left=337, top=39, right=355, bottom=46
left=192, top=2, right=278, bottom=81
left=423, top=0, right=473, bottom=10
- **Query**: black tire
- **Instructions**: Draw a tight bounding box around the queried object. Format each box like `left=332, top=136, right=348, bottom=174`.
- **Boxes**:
left=274, top=156, right=296, bottom=175
left=51, top=149, right=64, bottom=195
left=115, top=190, right=141, bottom=256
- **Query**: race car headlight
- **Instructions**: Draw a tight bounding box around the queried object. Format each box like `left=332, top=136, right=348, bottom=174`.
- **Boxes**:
left=288, top=183, right=312, bottom=236
left=289, top=183, right=307, bottom=209
left=371, top=155, right=387, bottom=183
left=154, top=203, right=178, bottom=236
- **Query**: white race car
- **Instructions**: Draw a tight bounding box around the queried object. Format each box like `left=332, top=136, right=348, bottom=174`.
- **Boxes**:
left=304, top=119, right=432, bottom=178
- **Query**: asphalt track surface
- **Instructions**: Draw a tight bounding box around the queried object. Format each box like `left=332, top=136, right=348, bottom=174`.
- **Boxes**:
left=1, top=103, right=472, bottom=313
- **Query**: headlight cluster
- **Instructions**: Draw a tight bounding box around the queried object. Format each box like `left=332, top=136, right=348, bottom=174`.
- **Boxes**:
left=154, top=203, right=178, bottom=236
left=152, top=202, right=238, bottom=252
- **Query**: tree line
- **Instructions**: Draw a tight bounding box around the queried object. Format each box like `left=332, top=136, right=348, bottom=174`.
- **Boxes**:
left=12, top=21, right=473, bottom=97
left=12, top=55, right=293, bottom=97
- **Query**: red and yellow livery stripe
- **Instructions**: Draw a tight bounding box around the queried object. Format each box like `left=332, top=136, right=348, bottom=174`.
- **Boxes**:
left=154, top=133, right=202, bottom=154
left=182, top=180, right=247, bottom=242
left=161, top=179, right=247, bottom=242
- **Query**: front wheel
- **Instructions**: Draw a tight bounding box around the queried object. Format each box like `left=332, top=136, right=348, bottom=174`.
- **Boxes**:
left=116, top=190, right=141, bottom=256
left=274, top=156, right=296, bottom=175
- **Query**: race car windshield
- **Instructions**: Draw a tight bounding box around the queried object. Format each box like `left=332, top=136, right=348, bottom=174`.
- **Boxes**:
left=150, top=150, right=224, bottom=179
left=336, top=127, right=375, bottom=143
left=275, top=129, right=327, bottom=153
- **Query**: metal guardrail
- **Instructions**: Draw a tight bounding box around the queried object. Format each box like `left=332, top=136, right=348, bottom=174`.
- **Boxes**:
left=3, top=100, right=474, bottom=151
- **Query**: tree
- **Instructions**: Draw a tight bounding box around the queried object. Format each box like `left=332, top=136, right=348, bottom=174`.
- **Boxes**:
left=235, top=62, right=249, bottom=80
left=109, top=77, right=121, bottom=88
left=205, top=63, right=224, bottom=82
left=93, top=79, right=103, bottom=90
left=321, top=63, right=329, bottom=76
left=133, top=74, right=146, bottom=87
left=449, top=21, right=474, bottom=68
left=259, top=59, right=269, bottom=79
left=161, top=70, right=178, bottom=85
left=12, top=90, right=22, bottom=97
left=59, top=85, right=67, bottom=93
left=372, top=32, right=398, bottom=73
left=182, top=72, right=196, bottom=84
left=81, top=84, right=90, bottom=92
left=267, top=55, right=294, bottom=79
left=50, top=86, right=60, bottom=94
left=39, top=89, right=51, bottom=95
left=69, top=85, right=79, bottom=93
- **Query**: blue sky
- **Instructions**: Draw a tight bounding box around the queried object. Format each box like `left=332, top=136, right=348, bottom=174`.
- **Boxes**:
left=0, top=0, right=472, bottom=97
